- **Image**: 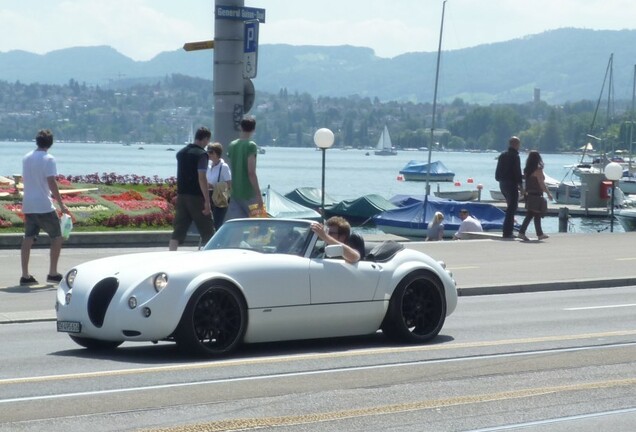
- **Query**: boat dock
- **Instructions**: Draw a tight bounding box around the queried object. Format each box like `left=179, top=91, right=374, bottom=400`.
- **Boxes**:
left=481, top=199, right=609, bottom=218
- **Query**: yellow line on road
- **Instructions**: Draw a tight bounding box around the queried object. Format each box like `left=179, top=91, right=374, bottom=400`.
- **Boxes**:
left=140, top=377, right=636, bottom=432
left=2, top=329, right=636, bottom=386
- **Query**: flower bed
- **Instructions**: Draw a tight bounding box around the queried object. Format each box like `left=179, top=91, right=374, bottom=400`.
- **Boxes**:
left=0, top=173, right=178, bottom=230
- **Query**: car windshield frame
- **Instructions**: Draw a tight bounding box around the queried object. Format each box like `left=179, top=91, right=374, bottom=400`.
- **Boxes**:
left=203, top=219, right=315, bottom=256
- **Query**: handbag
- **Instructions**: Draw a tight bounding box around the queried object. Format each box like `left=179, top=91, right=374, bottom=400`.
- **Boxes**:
left=211, top=166, right=229, bottom=208
left=525, top=194, right=547, bottom=215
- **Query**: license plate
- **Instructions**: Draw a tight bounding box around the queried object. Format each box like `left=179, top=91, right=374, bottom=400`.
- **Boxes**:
left=57, top=320, right=81, bottom=333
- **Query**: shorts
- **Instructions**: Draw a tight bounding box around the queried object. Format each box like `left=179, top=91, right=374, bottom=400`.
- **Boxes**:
left=224, top=195, right=260, bottom=222
left=24, top=211, right=61, bottom=239
left=171, top=194, right=214, bottom=245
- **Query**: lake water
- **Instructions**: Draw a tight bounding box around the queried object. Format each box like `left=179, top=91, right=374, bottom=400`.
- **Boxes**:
left=0, top=141, right=621, bottom=233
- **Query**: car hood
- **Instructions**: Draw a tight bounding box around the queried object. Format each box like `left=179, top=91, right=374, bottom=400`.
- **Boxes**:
left=70, top=249, right=264, bottom=280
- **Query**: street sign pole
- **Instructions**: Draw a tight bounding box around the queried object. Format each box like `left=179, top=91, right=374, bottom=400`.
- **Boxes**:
left=214, top=0, right=245, bottom=154
left=214, top=2, right=265, bottom=158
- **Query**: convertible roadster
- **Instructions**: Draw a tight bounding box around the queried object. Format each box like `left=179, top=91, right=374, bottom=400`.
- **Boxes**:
left=56, top=218, right=457, bottom=356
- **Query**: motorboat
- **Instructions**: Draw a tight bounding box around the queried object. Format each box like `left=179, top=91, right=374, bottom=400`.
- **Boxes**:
left=399, top=160, right=455, bottom=182
left=373, top=196, right=506, bottom=238
left=284, top=187, right=338, bottom=211
left=325, top=194, right=397, bottom=225
left=434, top=190, right=478, bottom=201
left=615, top=208, right=636, bottom=231
left=262, top=186, right=321, bottom=221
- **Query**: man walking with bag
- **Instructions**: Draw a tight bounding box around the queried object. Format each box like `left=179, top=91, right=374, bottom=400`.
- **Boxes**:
left=20, top=129, right=69, bottom=285
left=495, top=136, right=524, bottom=239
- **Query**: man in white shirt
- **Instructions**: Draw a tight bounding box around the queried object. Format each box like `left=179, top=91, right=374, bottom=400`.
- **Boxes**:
left=453, top=209, right=483, bottom=240
left=20, top=129, right=69, bottom=286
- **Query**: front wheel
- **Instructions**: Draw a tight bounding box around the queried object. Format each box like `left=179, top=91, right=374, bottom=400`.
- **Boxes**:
left=381, top=272, right=447, bottom=343
left=175, top=283, right=247, bottom=357
left=69, top=335, right=123, bottom=350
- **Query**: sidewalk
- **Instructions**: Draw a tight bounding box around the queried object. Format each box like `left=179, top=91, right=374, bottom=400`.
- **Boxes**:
left=2, top=231, right=635, bottom=324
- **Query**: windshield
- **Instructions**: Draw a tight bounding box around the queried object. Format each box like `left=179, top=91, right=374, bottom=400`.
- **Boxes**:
left=204, top=219, right=313, bottom=256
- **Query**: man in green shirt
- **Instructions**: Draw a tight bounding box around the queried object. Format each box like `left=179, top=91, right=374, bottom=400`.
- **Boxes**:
left=225, top=117, right=264, bottom=221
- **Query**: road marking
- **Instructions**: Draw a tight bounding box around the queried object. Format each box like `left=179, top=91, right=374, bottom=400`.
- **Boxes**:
left=468, top=407, right=636, bottom=431
left=2, top=341, right=636, bottom=406
left=449, top=265, right=480, bottom=270
left=565, top=303, right=636, bottom=311
left=2, top=329, right=636, bottom=386
left=616, top=257, right=636, bottom=261
left=139, top=377, right=636, bottom=432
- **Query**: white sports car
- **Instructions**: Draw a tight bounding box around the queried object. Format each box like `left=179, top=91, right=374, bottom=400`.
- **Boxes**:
left=56, top=218, right=457, bottom=356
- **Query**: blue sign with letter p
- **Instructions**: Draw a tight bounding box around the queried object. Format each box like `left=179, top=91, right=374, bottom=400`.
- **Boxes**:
left=244, top=20, right=259, bottom=53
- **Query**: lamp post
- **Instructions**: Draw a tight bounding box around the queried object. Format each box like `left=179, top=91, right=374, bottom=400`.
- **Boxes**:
left=605, top=161, right=622, bottom=232
left=314, top=128, right=335, bottom=218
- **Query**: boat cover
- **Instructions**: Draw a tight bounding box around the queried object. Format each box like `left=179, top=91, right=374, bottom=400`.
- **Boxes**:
left=284, top=187, right=337, bottom=210
left=373, top=196, right=505, bottom=232
left=263, top=187, right=322, bottom=221
left=325, top=194, right=397, bottom=223
left=399, top=160, right=455, bottom=176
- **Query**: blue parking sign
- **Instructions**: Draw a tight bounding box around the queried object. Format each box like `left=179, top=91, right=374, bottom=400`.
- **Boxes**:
left=243, top=20, right=259, bottom=78
left=244, top=20, right=258, bottom=53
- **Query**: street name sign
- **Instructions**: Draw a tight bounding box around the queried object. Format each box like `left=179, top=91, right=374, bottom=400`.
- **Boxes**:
left=215, top=6, right=266, bottom=23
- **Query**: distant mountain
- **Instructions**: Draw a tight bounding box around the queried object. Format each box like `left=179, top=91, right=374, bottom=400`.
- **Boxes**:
left=1, top=28, right=636, bottom=104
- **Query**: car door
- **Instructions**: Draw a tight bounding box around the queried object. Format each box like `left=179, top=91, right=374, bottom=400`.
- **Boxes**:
left=309, top=256, right=382, bottom=304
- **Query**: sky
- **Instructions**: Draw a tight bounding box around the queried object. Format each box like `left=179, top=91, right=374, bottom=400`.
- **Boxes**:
left=0, top=0, right=634, bottom=61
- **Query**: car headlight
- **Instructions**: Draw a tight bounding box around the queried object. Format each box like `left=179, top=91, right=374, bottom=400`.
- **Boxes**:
left=153, top=273, right=169, bottom=292
left=65, top=269, right=77, bottom=288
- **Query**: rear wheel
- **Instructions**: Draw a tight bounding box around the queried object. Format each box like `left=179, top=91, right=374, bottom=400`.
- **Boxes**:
left=382, top=272, right=446, bottom=343
left=69, top=335, right=123, bottom=350
left=175, top=283, right=247, bottom=356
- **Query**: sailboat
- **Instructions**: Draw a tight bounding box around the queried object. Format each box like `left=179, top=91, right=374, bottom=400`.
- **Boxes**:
left=185, top=122, right=194, bottom=144
left=374, top=125, right=397, bottom=156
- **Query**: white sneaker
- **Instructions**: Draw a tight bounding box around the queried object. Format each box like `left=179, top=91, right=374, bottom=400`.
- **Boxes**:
left=538, top=234, right=550, bottom=240
left=518, top=233, right=530, bottom=241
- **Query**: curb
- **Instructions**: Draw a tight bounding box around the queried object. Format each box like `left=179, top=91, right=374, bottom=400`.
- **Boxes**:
left=457, top=277, right=636, bottom=296
left=0, top=231, right=201, bottom=249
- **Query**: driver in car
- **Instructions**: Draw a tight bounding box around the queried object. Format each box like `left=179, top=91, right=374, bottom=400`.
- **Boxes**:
left=311, top=216, right=365, bottom=264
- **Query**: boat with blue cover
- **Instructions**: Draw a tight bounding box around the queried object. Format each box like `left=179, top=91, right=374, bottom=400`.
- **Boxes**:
left=399, top=160, right=455, bottom=182
left=373, top=196, right=506, bottom=238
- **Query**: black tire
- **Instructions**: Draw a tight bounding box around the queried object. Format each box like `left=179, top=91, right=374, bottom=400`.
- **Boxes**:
left=381, top=271, right=447, bottom=343
left=69, top=335, right=123, bottom=350
left=175, top=282, right=247, bottom=357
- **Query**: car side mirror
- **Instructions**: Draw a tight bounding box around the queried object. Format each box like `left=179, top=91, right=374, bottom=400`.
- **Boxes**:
left=324, top=244, right=344, bottom=258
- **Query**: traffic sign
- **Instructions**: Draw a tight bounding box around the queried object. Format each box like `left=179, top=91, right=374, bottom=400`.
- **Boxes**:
left=243, top=20, right=259, bottom=79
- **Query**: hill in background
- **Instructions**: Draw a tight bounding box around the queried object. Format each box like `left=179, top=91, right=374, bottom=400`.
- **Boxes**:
left=1, top=28, right=636, bottom=104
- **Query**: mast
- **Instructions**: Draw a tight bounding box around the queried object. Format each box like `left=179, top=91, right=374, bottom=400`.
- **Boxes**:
left=630, top=64, right=635, bottom=174
left=425, top=0, right=447, bottom=199
left=583, top=53, right=613, bottom=163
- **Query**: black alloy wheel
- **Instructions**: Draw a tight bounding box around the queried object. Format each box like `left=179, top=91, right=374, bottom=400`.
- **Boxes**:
left=176, top=283, right=247, bottom=356
left=381, top=272, right=446, bottom=343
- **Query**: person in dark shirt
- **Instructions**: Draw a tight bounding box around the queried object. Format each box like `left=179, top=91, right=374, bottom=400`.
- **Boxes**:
left=169, top=127, right=214, bottom=251
left=311, top=216, right=365, bottom=264
left=495, top=136, right=524, bottom=239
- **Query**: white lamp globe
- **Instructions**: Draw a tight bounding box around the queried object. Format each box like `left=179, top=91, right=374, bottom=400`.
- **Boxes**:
left=605, top=162, right=623, bottom=181
left=314, top=128, right=335, bottom=149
